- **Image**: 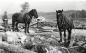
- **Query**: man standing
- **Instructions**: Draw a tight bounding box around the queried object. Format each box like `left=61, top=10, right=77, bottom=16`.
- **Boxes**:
left=2, top=11, right=8, bottom=32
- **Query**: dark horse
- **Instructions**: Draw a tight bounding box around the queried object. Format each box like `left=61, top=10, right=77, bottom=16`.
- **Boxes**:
left=56, top=9, right=74, bottom=47
left=12, top=9, right=38, bottom=33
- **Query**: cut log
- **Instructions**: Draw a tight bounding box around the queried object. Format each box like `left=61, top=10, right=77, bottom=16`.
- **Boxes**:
left=0, top=41, right=36, bottom=53
left=30, top=22, right=37, bottom=27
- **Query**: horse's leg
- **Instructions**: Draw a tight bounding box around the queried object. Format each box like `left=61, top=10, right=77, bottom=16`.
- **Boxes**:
left=64, top=30, right=66, bottom=43
left=27, top=23, right=30, bottom=33
left=68, top=29, right=72, bottom=42
left=15, top=22, right=19, bottom=31
left=66, top=29, right=72, bottom=47
left=58, top=30, right=62, bottom=42
left=64, top=30, right=69, bottom=47
left=25, top=23, right=28, bottom=33
left=12, top=21, right=15, bottom=31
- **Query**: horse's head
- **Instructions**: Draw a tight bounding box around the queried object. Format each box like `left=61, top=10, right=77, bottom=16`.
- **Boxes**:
left=56, top=9, right=63, bottom=19
left=56, top=9, right=63, bottom=14
left=31, top=9, right=38, bottom=18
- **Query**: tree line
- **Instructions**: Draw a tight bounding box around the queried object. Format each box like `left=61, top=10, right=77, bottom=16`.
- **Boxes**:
left=68, top=10, right=86, bottom=18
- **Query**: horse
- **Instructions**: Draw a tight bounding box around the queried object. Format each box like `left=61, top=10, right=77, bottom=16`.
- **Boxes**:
left=56, top=9, right=74, bottom=47
left=12, top=9, right=38, bottom=33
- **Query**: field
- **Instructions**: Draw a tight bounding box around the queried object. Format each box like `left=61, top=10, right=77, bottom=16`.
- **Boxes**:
left=0, top=12, right=86, bottom=53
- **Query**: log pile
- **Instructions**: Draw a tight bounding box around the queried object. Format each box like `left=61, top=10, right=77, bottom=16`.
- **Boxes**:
left=0, top=41, right=36, bottom=53
left=0, top=31, right=86, bottom=53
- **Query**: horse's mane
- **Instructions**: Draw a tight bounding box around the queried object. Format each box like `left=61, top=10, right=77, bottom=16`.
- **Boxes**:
left=27, top=9, right=36, bottom=14
left=58, top=13, right=72, bottom=21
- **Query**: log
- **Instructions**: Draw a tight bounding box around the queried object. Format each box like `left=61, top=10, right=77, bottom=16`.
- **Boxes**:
left=30, top=22, right=37, bottom=26
left=0, top=41, right=36, bottom=53
left=29, top=32, right=53, bottom=35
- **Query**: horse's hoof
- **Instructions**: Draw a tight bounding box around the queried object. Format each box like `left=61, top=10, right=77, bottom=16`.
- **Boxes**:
left=58, top=40, right=62, bottom=43
left=58, top=41, right=61, bottom=43
left=66, top=40, right=70, bottom=43
left=27, top=31, right=29, bottom=33
left=63, top=41, right=70, bottom=48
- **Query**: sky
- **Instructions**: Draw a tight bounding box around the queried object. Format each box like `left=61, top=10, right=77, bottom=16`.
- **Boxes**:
left=0, top=0, right=86, bottom=14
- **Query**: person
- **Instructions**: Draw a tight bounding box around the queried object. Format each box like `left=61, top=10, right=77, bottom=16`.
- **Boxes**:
left=2, top=11, right=8, bottom=32
left=21, top=2, right=29, bottom=15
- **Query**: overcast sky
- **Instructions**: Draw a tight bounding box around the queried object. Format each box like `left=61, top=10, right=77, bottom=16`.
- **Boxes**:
left=0, top=0, right=86, bottom=14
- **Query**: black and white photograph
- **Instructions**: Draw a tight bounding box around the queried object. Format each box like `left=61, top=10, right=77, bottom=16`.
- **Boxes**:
left=0, top=0, right=86, bottom=53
